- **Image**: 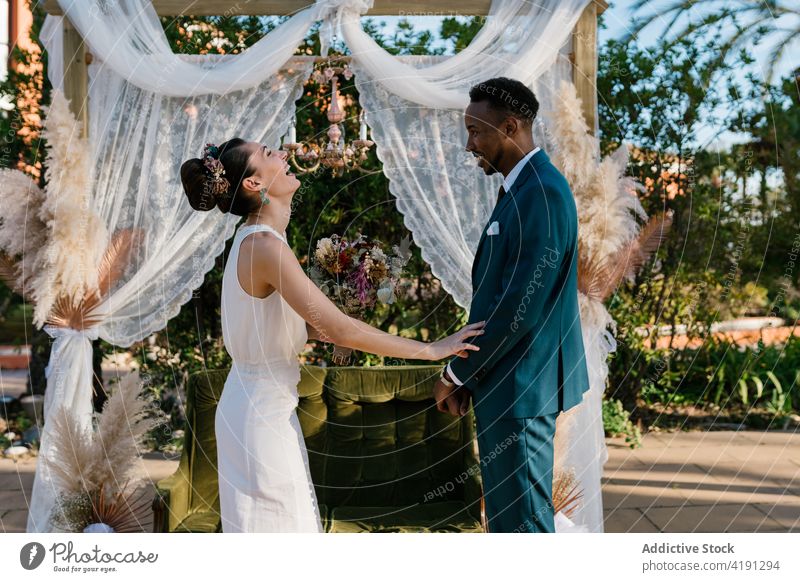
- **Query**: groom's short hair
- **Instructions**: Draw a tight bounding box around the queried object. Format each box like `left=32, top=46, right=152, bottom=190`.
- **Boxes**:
left=469, top=77, right=538, bottom=127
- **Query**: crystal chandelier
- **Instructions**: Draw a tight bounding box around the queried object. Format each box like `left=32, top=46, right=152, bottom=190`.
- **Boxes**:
left=281, top=58, right=374, bottom=177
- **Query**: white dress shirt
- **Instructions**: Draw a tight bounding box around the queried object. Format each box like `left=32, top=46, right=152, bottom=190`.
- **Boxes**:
left=445, top=147, right=541, bottom=387
left=502, top=147, right=540, bottom=194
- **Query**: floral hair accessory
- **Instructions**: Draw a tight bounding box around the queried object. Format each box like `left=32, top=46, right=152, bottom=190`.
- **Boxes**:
left=202, top=142, right=230, bottom=196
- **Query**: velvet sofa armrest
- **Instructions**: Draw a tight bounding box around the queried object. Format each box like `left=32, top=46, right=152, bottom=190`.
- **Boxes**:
left=152, top=469, right=190, bottom=533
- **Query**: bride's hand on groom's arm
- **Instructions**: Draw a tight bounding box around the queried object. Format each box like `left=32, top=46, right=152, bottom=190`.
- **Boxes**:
left=426, top=321, right=487, bottom=361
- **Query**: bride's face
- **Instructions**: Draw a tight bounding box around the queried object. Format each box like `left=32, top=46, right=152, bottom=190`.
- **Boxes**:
left=241, top=142, right=300, bottom=199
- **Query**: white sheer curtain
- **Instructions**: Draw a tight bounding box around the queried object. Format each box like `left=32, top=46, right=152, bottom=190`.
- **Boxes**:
left=55, top=0, right=335, bottom=96
left=554, top=304, right=615, bottom=533
left=342, top=0, right=591, bottom=108
left=87, top=55, right=313, bottom=346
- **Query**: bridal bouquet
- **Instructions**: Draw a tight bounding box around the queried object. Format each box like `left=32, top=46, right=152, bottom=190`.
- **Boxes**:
left=309, top=233, right=412, bottom=364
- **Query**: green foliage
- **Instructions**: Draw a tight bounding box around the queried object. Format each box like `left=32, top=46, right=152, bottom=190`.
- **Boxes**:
left=598, top=33, right=800, bottom=412
left=629, top=0, right=800, bottom=84
left=0, top=0, right=49, bottom=328
left=160, top=14, right=283, bottom=55
left=440, top=16, right=485, bottom=53
left=0, top=0, right=49, bottom=176
left=637, top=334, right=800, bottom=417
left=602, top=397, right=642, bottom=448
left=0, top=409, right=33, bottom=450
left=14, top=409, right=32, bottom=432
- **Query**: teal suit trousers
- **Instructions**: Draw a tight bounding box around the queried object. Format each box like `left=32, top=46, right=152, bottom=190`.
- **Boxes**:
left=475, top=412, right=558, bottom=533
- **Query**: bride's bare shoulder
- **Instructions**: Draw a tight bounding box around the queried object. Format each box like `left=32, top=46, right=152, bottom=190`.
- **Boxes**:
left=241, top=230, right=295, bottom=263
left=241, top=230, right=283, bottom=249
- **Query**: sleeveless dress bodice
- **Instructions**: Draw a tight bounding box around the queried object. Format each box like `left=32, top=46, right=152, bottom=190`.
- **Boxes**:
left=221, top=223, right=308, bottom=367
left=215, top=223, right=322, bottom=533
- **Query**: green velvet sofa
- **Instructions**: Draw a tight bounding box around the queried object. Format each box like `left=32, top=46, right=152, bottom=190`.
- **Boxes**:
left=152, top=365, right=484, bottom=533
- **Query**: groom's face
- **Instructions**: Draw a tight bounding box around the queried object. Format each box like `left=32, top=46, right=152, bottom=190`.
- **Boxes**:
left=464, top=100, right=506, bottom=176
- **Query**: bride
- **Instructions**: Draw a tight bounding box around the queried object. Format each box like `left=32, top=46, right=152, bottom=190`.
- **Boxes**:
left=181, top=138, right=486, bottom=533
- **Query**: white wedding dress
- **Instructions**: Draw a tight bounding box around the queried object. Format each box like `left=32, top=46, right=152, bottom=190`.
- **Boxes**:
left=215, top=223, right=323, bottom=533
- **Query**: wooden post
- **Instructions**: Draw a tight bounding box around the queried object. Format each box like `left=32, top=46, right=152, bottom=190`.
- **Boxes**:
left=61, top=18, right=89, bottom=138
left=572, top=0, right=607, bottom=136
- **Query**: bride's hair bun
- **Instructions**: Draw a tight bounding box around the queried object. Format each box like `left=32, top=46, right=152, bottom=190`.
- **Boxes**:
left=180, top=138, right=259, bottom=216
left=181, top=157, right=222, bottom=212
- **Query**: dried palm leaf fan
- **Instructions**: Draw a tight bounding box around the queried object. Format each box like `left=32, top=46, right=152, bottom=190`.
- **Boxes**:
left=46, top=371, right=167, bottom=532
left=88, top=479, right=154, bottom=533
left=578, top=211, right=674, bottom=302
left=552, top=470, right=584, bottom=518
left=51, top=478, right=154, bottom=533
left=44, top=228, right=144, bottom=330
left=0, top=229, right=143, bottom=328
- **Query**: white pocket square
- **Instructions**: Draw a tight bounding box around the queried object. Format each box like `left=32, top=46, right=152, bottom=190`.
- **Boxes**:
left=486, top=221, right=500, bottom=236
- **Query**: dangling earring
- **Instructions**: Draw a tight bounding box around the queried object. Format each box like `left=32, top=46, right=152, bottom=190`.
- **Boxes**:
left=259, top=188, right=270, bottom=205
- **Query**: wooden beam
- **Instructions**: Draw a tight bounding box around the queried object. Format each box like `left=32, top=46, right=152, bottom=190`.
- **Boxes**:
left=572, top=1, right=602, bottom=136
left=44, top=0, right=608, bottom=17
left=61, top=17, right=89, bottom=139
left=43, top=0, right=493, bottom=16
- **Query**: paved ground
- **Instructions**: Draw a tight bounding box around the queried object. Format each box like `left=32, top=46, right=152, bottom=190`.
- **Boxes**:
left=3, top=369, right=799, bottom=533
left=603, top=430, right=800, bottom=532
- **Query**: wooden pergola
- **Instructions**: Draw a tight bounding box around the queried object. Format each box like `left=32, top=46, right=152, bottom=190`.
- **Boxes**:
left=43, top=0, right=608, bottom=139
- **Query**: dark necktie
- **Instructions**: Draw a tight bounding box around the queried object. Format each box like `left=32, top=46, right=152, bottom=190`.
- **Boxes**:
left=496, top=185, right=506, bottom=205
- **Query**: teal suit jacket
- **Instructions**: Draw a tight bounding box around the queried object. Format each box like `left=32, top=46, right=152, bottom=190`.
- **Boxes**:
left=448, top=149, right=590, bottom=420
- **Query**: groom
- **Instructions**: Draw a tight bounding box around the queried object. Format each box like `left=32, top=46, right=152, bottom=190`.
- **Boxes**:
left=433, top=77, right=590, bottom=533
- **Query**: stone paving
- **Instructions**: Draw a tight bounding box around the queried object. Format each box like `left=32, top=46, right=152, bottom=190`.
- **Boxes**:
left=603, top=430, right=800, bottom=532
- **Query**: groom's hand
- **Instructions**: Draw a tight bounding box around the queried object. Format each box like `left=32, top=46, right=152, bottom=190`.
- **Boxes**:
left=433, top=379, right=458, bottom=415
left=434, top=380, right=471, bottom=417
left=454, top=386, right=472, bottom=416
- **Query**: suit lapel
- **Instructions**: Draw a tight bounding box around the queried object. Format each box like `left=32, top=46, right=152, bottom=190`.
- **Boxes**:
left=471, top=223, right=491, bottom=281
left=471, top=149, right=550, bottom=282
left=492, top=149, right=549, bottom=218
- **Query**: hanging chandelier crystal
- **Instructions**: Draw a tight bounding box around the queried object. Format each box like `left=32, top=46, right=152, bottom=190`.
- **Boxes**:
left=281, top=58, right=374, bottom=177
